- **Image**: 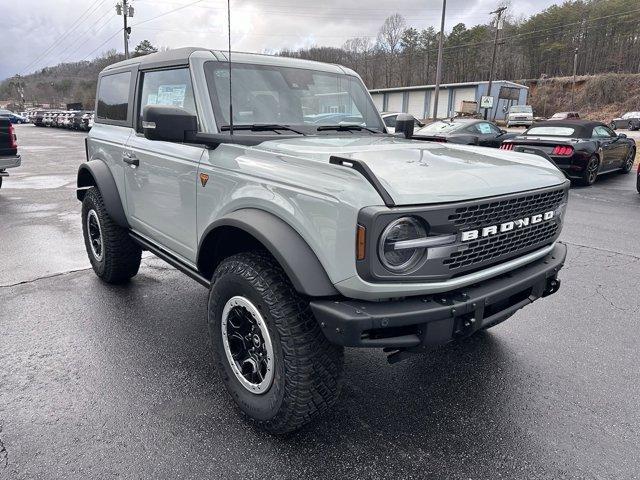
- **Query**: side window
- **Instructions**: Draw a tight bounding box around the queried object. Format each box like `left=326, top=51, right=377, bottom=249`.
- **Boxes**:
left=138, top=68, right=197, bottom=131
left=383, top=115, right=397, bottom=128
left=96, top=71, right=131, bottom=122
left=477, top=122, right=498, bottom=135
left=593, top=126, right=615, bottom=138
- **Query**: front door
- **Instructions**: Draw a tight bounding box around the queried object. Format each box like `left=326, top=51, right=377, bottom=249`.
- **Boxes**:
left=475, top=122, right=502, bottom=148
left=592, top=125, right=625, bottom=170
left=124, top=67, right=204, bottom=263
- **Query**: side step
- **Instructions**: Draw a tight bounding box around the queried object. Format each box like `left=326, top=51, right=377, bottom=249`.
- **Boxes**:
left=129, top=231, right=211, bottom=288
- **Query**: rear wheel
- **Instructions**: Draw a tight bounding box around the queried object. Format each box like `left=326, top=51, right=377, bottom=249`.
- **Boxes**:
left=81, top=187, right=141, bottom=283
left=208, top=251, right=343, bottom=434
left=621, top=147, right=636, bottom=174
left=577, top=155, right=600, bottom=186
left=629, top=121, right=635, bottom=131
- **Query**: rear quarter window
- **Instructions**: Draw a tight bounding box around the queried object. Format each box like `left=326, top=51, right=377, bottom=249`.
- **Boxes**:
left=526, top=126, right=576, bottom=136
left=96, top=71, right=132, bottom=122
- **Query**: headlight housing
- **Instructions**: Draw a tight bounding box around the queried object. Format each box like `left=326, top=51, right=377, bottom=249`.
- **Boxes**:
left=378, top=216, right=427, bottom=273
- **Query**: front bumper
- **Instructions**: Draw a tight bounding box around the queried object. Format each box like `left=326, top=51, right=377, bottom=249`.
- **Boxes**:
left=311, top=242, right=566, bottom=349
left=0, top=154, right=21, bottom=171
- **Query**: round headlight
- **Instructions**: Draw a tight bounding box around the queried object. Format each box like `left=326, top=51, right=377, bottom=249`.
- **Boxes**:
left=378, top=216, right=427, bottom=273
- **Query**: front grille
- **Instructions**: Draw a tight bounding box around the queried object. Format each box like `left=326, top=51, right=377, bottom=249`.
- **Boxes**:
left=448, top=188, right=566, bottom=229
left=444, top=221, right=559, bottom=271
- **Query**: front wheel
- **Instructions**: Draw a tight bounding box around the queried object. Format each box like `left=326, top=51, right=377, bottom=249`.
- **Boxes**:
left=629, top=121, right=635, bottom=131
left=621, top=147, right=636, bottom=174
left=81, top=187, right=141, bottom=283
left=208, top=251, right=344, bottom=434
left=610, top=122, right=617, bottom=130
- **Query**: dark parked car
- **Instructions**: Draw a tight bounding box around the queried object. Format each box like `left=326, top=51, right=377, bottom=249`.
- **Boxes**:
left=609, top=111, right=640, bottom=131
left=549, top=111, right=580, bottom=120
left=637, top=161, right=640, bottom=194
left=412, top=118, right=517, bottom=148
left=0, top=117, right=21, bottom=189
left=0, top=110, right=28, bottom=124
left=500, top=120, right=636, bottom=186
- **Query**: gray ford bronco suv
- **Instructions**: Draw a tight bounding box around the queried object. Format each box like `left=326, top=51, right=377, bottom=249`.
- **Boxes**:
left=77, top=47, right=568, bottom=433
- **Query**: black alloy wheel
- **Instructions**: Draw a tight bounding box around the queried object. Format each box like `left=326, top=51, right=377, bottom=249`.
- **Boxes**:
left=621, top=147, right=636, bottom=174
left=578, top=155, right=600, bottom=186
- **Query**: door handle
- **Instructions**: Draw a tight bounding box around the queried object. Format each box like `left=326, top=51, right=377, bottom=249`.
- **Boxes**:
left=122, top=153, right=139, bottom=167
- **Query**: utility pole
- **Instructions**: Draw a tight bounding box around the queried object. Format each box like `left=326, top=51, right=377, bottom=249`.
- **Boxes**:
left=116, top=1, right=134, bottom=59
left=432, top=0, right=446, bottom=120
left=484, top=6, right=507, bottom=120
left=572, top=48, right=578, bottom=111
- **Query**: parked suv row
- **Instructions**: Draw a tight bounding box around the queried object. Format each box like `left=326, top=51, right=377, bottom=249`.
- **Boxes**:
left=35, top=110, right=94, bottom=131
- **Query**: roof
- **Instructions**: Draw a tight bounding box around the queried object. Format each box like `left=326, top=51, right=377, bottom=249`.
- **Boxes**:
left=369, top=80, right=528, bottom=94
left=102, top=47, right=351, bottom=75
left=529, top=119, right=605, bottom=137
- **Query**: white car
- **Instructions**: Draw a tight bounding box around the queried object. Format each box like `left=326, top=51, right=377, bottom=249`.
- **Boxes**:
left=380, top=112, right=424, bottom=134
left=506, top=105, right=534, bottom=128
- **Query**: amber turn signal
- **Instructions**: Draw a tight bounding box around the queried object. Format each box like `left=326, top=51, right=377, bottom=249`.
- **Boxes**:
left=356, top=224, right=366, bottom=261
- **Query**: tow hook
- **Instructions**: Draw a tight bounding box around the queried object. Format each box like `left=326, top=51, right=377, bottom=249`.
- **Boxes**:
left=543, top=277, right=561, bottom=297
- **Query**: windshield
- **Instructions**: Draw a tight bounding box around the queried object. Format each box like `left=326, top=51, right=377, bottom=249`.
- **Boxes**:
left=526, top=126, right=576, bottom=136
left=416, top=121, right=463, bottom=134
left=204, top=62, right=384, bottom=132
left=510, top=105, right=532, bottom=114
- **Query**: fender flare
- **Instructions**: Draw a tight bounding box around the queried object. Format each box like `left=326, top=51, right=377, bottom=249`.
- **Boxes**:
left=76, top=160, right=129, bottom=228
left=198, top=209, right=339, bottom=297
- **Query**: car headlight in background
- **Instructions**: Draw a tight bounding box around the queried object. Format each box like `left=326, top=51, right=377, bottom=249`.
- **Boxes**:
left=378, top=216, right=428, bottom=273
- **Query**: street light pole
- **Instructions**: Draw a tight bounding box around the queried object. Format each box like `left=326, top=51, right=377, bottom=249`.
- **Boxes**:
left=432, top=0, right=446, bottom=120
left=572, top=48, right=578, bottom=111
left=484, top=6, right=507, bottom=120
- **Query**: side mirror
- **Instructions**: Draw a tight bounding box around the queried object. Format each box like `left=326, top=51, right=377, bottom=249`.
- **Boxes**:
left=499, top=129, right=507, bottom=135
left=395, top=114, right=415, bottom=139
left=618, top=133, right=627, bottom=139
left=142, top=105, right=197, bottom=142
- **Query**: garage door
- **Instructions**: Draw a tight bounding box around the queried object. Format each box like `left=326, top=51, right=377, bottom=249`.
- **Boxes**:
left=371, top=93, right=384, bottom=112
left=407, top=91, right=426, bottom=120
left=453, top=87, right=477, bottom=113
left=435, top=90, right=450, bottom=118
left=386, top=92, right=403, bottom=112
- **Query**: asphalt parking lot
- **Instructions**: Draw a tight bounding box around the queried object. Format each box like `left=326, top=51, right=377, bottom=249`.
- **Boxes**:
left=1, top=124, right=639, bottom=479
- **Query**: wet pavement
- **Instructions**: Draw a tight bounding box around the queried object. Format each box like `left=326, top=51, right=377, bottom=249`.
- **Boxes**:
left=1, top=124, right=639, bottom=479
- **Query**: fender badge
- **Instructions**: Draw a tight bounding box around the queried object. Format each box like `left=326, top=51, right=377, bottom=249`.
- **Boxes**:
left=199, top=173, right=209, bottom=187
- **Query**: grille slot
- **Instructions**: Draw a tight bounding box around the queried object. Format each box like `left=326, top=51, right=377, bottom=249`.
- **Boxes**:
left=444, top=221, right=559, bottom=270
left=448, top=188, right=566, bottom=229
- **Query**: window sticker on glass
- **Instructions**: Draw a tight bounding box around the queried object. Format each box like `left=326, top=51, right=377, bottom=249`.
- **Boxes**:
left=147, top=93, right=158, bottom=105
left=157, top=85, right=187, bottom=107
left=478, top=123, right=493, bottom=134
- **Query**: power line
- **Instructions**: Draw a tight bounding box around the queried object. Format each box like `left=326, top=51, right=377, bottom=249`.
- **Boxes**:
left=80, top=28, right=125, bottom=62
left=130, top=0, right=206, bottom=27
left=60, top=10, right=118, bottom=64
left=20, top=0, right=108, bottom=74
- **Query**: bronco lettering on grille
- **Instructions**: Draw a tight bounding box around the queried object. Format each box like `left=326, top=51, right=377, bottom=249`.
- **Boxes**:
left=461, top=211, right=555, bottom=242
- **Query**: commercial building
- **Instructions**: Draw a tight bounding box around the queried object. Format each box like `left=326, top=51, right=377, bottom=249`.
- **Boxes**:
left=369, top=80, right=529, bottom=121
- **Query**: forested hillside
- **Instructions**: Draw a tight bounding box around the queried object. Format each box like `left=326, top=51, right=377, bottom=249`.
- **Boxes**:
left=281, top=0, right=640, bottom=89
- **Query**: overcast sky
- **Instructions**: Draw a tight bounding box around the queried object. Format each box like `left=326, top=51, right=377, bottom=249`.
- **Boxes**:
left=0, top=0, right=559, bottom=81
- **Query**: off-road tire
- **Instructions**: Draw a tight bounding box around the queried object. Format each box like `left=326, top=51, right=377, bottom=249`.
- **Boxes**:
left=576, top=155, right=600, bottom=186
left=81, top=187, right=141, bottom=283
left=208, top=251, right=344, bottom=435
left=620, top=147, right=636, bottom=174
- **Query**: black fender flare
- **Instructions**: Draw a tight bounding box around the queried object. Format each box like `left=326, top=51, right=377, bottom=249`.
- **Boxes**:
left=76, top=160, right=129, bottom=228
left=198, top=209, right=339, bottom=297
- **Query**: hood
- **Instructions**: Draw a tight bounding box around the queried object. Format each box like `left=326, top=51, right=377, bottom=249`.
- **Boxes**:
left=255, top=136, right=567, bottom=206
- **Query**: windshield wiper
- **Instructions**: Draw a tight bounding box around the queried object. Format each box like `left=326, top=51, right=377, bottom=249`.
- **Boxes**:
left=220, top=124, right=305, bottom=135
left=316, top=124, right=381, bottom=134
